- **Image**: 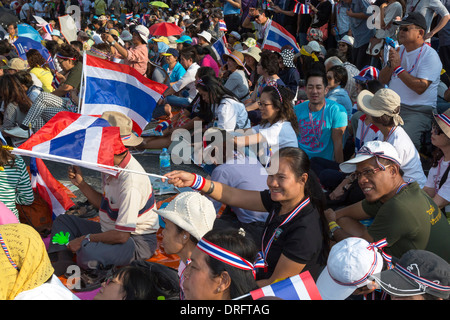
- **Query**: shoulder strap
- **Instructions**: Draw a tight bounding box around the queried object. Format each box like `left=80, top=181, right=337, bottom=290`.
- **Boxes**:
left=439, top=162, right=450, bottom=189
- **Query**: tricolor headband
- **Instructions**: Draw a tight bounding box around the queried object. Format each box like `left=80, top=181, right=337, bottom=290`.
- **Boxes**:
left=356, top=146, right=401, bottom=170
left=56, top=53, right=77, bottom=61
left=197, top=238, right=263, bottom=278
left=435, top=113, right=450, bottom=128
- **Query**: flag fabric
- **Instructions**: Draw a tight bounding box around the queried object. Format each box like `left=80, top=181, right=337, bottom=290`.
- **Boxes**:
left=13, top=111, right=127, bottom=176
left=52, top=74, right=61, bottom=89
left=30, top=157, right=75, bottom=219
left=80, top=53, right=167, bottom=136
left=293, top=2, right=310, bottom=14
left=43, top=23, right=53, bottom=35
left=218, top=20, right=227, bottom=32
left=126, top=13, right=133, bottom=19
left=261, top=20, right=300, bottom=54
left=13, top=36, right=56, bottom=70
left=250, top=271, right=322, bottom=300
left=211, top=35, right=231, bottom=66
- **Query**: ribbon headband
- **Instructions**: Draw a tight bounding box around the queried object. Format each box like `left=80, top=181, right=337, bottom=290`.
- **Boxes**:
left=435, top=113, right=450, bottom=128
left=394, top=264, right=450, bottom=293
left=56, top=53, right=77, bottom=61
left=266, top=80, right=283, bottom=102
left=197, top=238, right=263, bottom=279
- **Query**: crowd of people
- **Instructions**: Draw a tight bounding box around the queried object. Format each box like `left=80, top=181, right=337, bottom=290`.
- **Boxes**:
left=0, top=0, right=450, bottom=301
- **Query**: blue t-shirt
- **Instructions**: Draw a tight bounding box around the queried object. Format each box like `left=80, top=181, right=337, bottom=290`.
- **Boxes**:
left=350, top=0, right=375, bottom=48
left=163, top=62, right=186, bottom=83
left=326, top=86, right=353, bottom=120
left=224, top=1, right=241, bottom=15
left=294, top=99, right=348, bottom=161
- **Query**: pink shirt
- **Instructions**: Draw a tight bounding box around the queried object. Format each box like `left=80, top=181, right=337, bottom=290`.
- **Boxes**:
left=201, top=54, right=219, bottom=77
left=126, top=44, right=149, bottom=75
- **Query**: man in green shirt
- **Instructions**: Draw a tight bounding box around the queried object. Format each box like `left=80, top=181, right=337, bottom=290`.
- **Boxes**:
left=325, top=140, right=450, bottom=262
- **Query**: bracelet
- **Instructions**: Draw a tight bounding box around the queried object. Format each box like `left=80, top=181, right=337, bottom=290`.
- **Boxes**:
left=203, top=181, right=215, bottom=195
left=190, top=174, right=206, bottom=191
left=328, top=221, right=339, bottom=231
left=393, top=66, right=405, bottom=77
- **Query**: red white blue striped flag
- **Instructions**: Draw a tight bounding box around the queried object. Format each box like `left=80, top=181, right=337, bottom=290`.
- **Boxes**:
left=261, top=20, right=300, bottom=53
left=293, top=2, right=310, bottom=14
left=218, top=20, right=227, bottom=31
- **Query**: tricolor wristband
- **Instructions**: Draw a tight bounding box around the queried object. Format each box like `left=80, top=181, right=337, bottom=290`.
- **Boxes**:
left=190, top=174, right=206, bottom=191
left=393, top=66, right=405, bottom=77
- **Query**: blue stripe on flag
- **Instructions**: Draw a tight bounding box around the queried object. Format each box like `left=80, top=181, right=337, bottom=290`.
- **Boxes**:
left=271, top=278, right=301, bottom=300
left=48, top=130, right=87, bottom=160
left=84, top=77, right=156, bottom=122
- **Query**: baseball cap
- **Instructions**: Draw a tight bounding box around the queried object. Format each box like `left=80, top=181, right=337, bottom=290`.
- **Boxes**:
left=175, top=35, right=193, bottom=44
left=316, top=237, right=386, bottom=300
left=369, top=250, right=450, bottom=299
left=354, top=65, right=379, bottom=82
left=198, top=30, right=212, bottom=43
left=162, top=48, right=179, bottom=58
left=153, top=36, right=170, bottom=45
left=120, top=30, right=132, bottom=41
left=338, top=35, right=354, bottom=46
left=305, top=40, right=321, bottom=53
left=357, top=89, right=404, bottom=126
left=394, top=12, right=427, bottom=31
left=339, top=140, right=402, bottom=173
left=155, top=192, right=216, bottom=241
left=0, top=58, right=28, bottom=71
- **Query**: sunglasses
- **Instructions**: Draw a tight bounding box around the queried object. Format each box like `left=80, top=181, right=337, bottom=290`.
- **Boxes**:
left=254, top=14, right=260, bottom=19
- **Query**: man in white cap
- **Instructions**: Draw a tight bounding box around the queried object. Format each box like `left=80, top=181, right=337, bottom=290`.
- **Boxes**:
left=325, top=140, right=450, bottom=262
left=48, top=112, right=160, bottom=284
left=104, top=25, right=149, bottom=75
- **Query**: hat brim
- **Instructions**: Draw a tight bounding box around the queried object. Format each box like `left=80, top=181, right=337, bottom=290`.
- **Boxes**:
left=122, top=134, right=143, bottom=147
left=316, top=266, right=359, bottom=300
left=222, top=53, right=245, bottom=68
left=434, top=113, right=450, bottom=139
left=369, top=268, right=425, bottom=298
left=339, top=154, right=374, bottom=173
left=357, top=90, right=386, bottom=118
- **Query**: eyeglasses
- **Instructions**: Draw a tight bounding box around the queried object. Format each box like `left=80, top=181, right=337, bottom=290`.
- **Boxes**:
left=399, top=26, right=420, bottom=32
left=353, top=165, right=390, bottom=180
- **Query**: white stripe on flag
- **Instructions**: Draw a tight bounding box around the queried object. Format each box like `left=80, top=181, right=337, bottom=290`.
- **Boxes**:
left=81, top=126, right=103, bottom=163
left=34, top=174, right=66, bottom=216
left=290, top=275, right=311, bottom=300
left=85, top=65, right=163, bottom=102
left=80, top=104, right=148, bottom=130
left=53, top=114, right=98, bottom=139
left=261, top=285, right=275, bottom=297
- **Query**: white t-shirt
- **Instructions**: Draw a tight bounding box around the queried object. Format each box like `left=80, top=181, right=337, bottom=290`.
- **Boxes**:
left=425, top=159, right=450, bottom=213
left=34, top=0, right=46, bottom=17
left=355, top=114, right=381, bottom=152
left=385, top=126, right=427, bottom=188
left=252, top=120, right=298, bottom=155
left=19, top=3, right=30, bottom=20
left=14, top=275, right=80, bottom=300
left=212, top=97, right=250, bottom=131
left=388, top=44, right=442, bottom=108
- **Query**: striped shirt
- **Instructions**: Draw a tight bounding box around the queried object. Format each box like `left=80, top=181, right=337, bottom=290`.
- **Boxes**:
left=0, top=156, right=34, bottom=218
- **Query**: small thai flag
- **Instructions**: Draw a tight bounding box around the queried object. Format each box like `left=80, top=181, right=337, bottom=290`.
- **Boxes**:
left=51, top=74, right=60, bottom=89
left=293, top=2, right=310, bottom=14
left=218, top=20, right=227, bottom=32
left=43, top=23, right=53, bottom=34
left=126, top=13, right=133, bottom=20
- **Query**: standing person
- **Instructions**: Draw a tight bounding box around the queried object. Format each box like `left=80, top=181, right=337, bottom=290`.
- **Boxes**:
left=223, top=0, right=241, bottom=33
left=48, top=112, right=160, bottom=283
left=166, top=147, right=330, bottom=285
left=405, top=0, right=450, bottom=41
left=104, top=25, right=150, bottom=76
left=379, top=12, right=442, bottom=150
left=369, top=249, right=450, bottom=300
left=325, top=140, right=450, bottom=262
left=155, top=192, right=216, bottom=300
left=294, top=69, right=348, bottom=163
left=296, top=0, right=319, bottom=47
left=346, top=0, right=374, bottom=70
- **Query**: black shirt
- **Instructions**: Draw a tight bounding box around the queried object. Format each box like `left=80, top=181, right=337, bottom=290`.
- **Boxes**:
left=256, top=190, right=326, bottom=281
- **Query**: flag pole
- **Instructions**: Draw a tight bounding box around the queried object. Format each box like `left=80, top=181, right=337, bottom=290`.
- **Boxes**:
left=8, top=147, right=168, bottom=180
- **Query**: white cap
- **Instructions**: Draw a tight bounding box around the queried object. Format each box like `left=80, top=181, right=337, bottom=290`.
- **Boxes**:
left=198, top=30, right=212, bottom=43
left=155, top=192, right=216, bottom=241
left=134, top=25, right=149, bottom=43
left=316, top=237, right=385, bottom=300
left=306, top=40, right=321, bottom=53
left=339, top=141, right=401, bottom=173
left=338, top=35, right=354, bottom=46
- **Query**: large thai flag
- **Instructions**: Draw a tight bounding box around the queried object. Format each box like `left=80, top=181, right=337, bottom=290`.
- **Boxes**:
left=261, top=20, right=300, bottom=54
left=80, top=53, right=167, bottom=136
left=13, top=36, right=56, bottom=70
left=211, top=35, right=231, bottom=66
left=30, top=157, right=75, bottom=219
left=250, top=271, right=322, bottom=300
left=12, top=111, right=127, bottom=176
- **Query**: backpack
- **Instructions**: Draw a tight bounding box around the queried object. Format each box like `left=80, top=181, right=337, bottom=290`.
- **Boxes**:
left=16, top=191, right=53, bottom=237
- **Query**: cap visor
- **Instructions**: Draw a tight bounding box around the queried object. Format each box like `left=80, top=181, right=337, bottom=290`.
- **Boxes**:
left=369, top=268, right=423, bottom=297
left=316, top=267, right=358, bottom=300
left=339, top=155, right=373, bottom=173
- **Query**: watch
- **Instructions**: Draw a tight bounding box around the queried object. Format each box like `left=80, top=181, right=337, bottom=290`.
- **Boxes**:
left=330, top=225, right=341, bottom=239
left=111, top=40, right=116, bottom=46
left=85, top=234, right=91, bottom=242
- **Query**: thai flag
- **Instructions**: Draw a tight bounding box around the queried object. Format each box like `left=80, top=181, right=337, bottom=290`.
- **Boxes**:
left=262, top=20, right=300, bottom=54
left=211, top=35, right=231, bottom=66
left=80, top=53, right=168, bottom=136
left=30, top=157, right=75, bottom=219
left=126, top=13, right=133, bottom=20
left=293, top=2, right=310, bottom=14
left=43, top=23, right=53, bottom=34
left=13, top=111, right=127, bottom=176
left=51, top=74, right=61, bottom=89
left=13, top=36, right=56, bottom=70
left=218, top=20, right=227, bottom=32
left=250, top=271, right=322, bottom=300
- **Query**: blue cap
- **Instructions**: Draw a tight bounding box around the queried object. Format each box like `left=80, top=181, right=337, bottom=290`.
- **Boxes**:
left=175, top=35, right=193, bottom=44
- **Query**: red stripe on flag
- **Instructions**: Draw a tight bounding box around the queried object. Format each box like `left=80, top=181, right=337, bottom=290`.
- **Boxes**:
left=300, top=271, right=322, bottom=300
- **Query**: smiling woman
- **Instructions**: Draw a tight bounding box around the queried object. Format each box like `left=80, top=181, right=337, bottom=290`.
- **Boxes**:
left=165, top=147, right=330, bottom=287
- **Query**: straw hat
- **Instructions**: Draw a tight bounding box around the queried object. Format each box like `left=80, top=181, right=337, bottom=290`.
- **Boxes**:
left=222, top=50, right=246, bottom=68
left=434, top=109, right=450, bottom=139
left=242, top=46, right=261, bottom=62
left=100, top=111, right=143, bottom=147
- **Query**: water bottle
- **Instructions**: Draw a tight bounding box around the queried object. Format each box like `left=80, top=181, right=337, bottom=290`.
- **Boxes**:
left=158, top=148, right=171, bottom=192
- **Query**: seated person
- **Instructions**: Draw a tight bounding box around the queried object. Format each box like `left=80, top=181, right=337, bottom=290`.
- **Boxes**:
left=325, top=140, right=450, bottom=262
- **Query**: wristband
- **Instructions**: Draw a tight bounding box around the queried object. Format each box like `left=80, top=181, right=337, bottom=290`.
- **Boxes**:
left=190, top=174, right=206, bottom=191
left=328, top=221, right=339, bottom=231
left=393, top=66, right=405, bottom=77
